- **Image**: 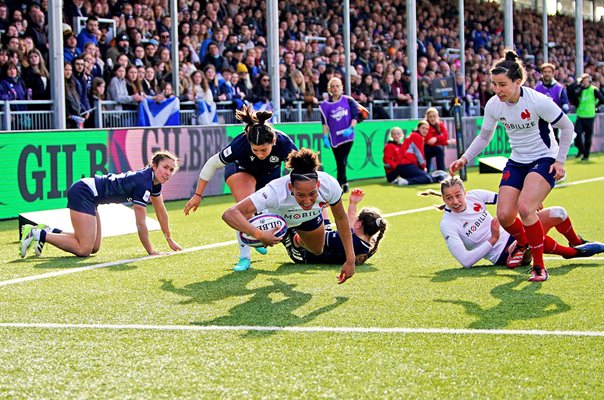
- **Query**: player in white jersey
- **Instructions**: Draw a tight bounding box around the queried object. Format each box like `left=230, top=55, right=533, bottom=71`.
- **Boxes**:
left=423, top=177, right=604, bottom=268
left=449, top=50, right=575, bottom=282
left=222, top=148, right=356, bottom=284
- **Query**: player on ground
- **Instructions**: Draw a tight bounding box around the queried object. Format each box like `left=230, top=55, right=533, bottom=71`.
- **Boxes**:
left=283, top=188, right=387, bottom=266
left=20, top=151, right=182, bottom=258
left=423, top=176, right=604, bottom=269
left=183, top=105, right=297, bottom=271
left=222, top=148, right=356, bottom=284
left=449, top=50, right=575, bottom=282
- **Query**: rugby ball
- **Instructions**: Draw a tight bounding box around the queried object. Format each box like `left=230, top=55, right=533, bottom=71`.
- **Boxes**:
left=239, top=214, right=288, bottom=247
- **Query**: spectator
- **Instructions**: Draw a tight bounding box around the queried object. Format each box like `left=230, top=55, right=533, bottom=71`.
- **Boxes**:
left=142, top=66, right=160, bottom=97
left=477, top=80, right=495, bottom=115
left=72, top=56, right=91, bottom=115
left=425, top=107, right=456, bottom=172
left=203, top=64, right=224, bottom=102
left=64, top=63, right=83, bottom=129
left=250, top=72, right=271, bottom=104
left=21, top=48, right=50, bottom=107
left=107, top=64, right=144, bottom=110
left=63, top=31, right=80, bottom=63
left=190, top=70, right=214, bottom=105
left=0, top=61, right=27, bottom=105
left=106, top=34, right=132, bottom=65
left=201, top=41, right=226, bottom=71
left=77, top=16, right=99, bottom=52
left=535, top=63, right=571, bottom=143
left=86, top=77, right=105, bottom=128
left=24, top=7, right=47, bottom=61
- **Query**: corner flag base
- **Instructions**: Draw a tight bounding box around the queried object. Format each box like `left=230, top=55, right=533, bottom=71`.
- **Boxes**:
left=18, top=204, right=160, bottom=240
left=479, top=156, right=508, bottom=173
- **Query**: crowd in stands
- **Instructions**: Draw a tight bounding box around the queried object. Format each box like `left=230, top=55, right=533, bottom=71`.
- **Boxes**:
left=0, top=0, right=603, bottom=128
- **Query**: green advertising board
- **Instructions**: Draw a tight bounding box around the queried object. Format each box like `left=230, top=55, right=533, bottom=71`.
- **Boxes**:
left=225, top=119, right=424, bottom=186
left=0, top=131, right=108, bottom=219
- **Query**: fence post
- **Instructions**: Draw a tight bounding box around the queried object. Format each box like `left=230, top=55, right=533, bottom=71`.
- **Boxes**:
left=95, top=98, right=103, bottom=128
left=368, top=102, right=373, bottom=120
left=3, top=100, right=11, bottom=131
left=296, top=101, right=302, bottom=122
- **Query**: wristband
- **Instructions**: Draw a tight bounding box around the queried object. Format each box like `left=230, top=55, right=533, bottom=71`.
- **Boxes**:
left=252, top=229, right=262, bottom=240
left=194, top=192, right=202, bottom=197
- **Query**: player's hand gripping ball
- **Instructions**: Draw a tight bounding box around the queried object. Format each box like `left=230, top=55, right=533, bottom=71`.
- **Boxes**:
left=239, top=214, right=288, bottom=247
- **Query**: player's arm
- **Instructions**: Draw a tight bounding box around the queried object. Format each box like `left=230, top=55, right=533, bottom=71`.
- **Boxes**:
left=549, top=112, right=574, bottom=179
left=151, top=194, right=182, bottom=251
left=449, top=104, right=497, bottom=174
left=133, top=203, right=157, bottom=255
left=441, top=223, right=496, bottom=268
left=222, top=198, right=281, bottom=246
left=347, top=188, right=364, bottom=226
left=331, top=198, right=355, bottom=284
left=184, top=153, right=227, bottom=215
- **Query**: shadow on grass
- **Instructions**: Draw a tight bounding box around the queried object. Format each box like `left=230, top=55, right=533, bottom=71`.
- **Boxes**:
left=161, top=268, right=350, bottom=338
left=432, top=262, right=602, bottom=329
left=7, top=254, right=139, bottom=272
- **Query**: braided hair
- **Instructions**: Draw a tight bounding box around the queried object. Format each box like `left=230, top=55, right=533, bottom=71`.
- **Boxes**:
left=418, top=176, right=465, bottom=210
left=358, top=208, right=387, bottom=259
left=490, top=49, right=526, bottom=85
left=286, top=148, right=321, bottom=184
left=235, top=105, right=275, bottom=145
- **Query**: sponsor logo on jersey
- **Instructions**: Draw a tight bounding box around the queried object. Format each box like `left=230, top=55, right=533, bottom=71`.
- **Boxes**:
left=223, top=146, right=232, bottom=157
left=463, top=221, right=469, bottom=228
left=465, top=211, right=489, bottom=237
left=331, top=106, right=349, bottom=122
left=143, top=190, right=150, bottom=202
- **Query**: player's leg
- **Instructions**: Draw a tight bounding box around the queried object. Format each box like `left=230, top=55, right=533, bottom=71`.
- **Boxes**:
left=226, top=170, right=259, bottom=271
left=294, top=217, right=326, bottom=256
left=519, top=166, right=555, bottom=282
left=44, top=209, right=99, bottom=257
left=91, top=211, right=102, bottom=254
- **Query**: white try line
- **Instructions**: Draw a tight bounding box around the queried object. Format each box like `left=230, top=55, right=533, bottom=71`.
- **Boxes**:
left=553, top=176, right=604, bottom=188
left=0, top=322, right=602, bottom=337
left=3, top=175, right=603, bottom=288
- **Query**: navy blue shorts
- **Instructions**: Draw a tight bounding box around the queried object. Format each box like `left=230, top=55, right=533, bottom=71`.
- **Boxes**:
left=224, top=163, right=281, bottom=191
left=66, top=180, right=98, bottom=216
left=499, top=157, right=556, bottom=190
left=295, top=214, right=324, bottom=232
left=494, top=235, right=517, bottom=266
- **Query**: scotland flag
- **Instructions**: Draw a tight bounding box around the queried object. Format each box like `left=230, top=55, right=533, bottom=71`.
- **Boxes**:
left=138, top=97, right=181, bottom=127
left=252, top=101, right=274, bottom=122
left=196, top=99, right=218, bottom=125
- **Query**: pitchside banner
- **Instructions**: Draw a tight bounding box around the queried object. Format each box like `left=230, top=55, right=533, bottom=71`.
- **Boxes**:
left=1, top=116, right=593, bottom=220
left=0, top=131, right=108, bottom=220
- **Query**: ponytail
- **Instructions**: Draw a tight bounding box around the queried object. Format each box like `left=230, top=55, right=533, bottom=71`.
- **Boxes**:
left=235, top=105, right=275, bottom=145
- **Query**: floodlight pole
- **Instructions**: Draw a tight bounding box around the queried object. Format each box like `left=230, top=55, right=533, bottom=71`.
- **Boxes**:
left=542, top=0, right=548, bottom=62
left=504, top=0, right=513, bottom=49
left=344, top=0, right=351, bottom=96
left=170, top=0, right=179, bottom=97
left=49, top=0, right=66, bottom=129
left=406, top=0, right=418, bottom=119
left=267, top=0, right=280, bottom=122
left=576, top=0, right=584, bottom=76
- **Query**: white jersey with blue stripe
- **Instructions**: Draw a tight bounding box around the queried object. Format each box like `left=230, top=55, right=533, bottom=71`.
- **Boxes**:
left=440, top=190, right=510, bottom=267
left=249, top=171, right=342, bottom=228
left=481, top=87, right=564, bottom=163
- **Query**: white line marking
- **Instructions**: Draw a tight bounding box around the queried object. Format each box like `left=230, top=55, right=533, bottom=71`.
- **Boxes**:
left=0, top=322, right=602, bottom=337
left=3, top=175, right=603, bottom=288
left=0, top=240, right=237, bottom=287
left=554, top=176, right=604, bottom=188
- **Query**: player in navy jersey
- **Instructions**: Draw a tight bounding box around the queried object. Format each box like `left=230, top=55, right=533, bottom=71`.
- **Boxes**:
left=20, top=151, right=182, bottom=258
left=282, top=188, right=387, bottom=266
left=222, top=148, right=356, bottom=284
left=423, top=177, right=604, bottom=269
left=449, top=50, right=576, bottom=282
left=183, top=105, right=298, bottom=272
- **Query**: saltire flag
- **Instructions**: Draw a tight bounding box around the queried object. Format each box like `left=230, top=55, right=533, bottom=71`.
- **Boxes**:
left=138, top=97, right=181, bottom=127
left=196, top=99, right=218, bottom=125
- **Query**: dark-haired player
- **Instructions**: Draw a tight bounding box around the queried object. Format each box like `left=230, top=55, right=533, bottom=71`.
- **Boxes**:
left=183, top=105, right=298, bottom=271
left=21, top=151, right=182, bottom=258
left=449, top=50, right=575, bottom=282
left=283, top=188, right=387, bottom=266
left=222, top=148, right=356, bottom=284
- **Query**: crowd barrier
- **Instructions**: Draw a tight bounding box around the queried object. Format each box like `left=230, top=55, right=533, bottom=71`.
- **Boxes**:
left=1, top=115, right=600, bottom=220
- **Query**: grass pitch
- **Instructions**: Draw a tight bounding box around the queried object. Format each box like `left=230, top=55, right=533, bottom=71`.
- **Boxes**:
left=1, top=157, right=603, bottom=399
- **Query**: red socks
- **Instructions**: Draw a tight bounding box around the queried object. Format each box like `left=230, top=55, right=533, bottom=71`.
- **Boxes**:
left=543, top=236, right=578, bottom=258
left=524, top=220, right=545, bottom=267
left=555, top=217, right=583, bottom=246
left=504, top=217, right=528, bottom=247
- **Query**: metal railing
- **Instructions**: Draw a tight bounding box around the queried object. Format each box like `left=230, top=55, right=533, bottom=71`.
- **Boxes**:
left=0, top=100, right=54, bottom=131
left=0, top=97, right=482, bottom=131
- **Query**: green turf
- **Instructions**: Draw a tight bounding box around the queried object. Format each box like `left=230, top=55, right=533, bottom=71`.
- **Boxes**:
left=1, top=157, right=603, bottom=398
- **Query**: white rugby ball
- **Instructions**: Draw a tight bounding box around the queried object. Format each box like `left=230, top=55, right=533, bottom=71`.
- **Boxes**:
left=239, top=213, right=288, bottom=247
